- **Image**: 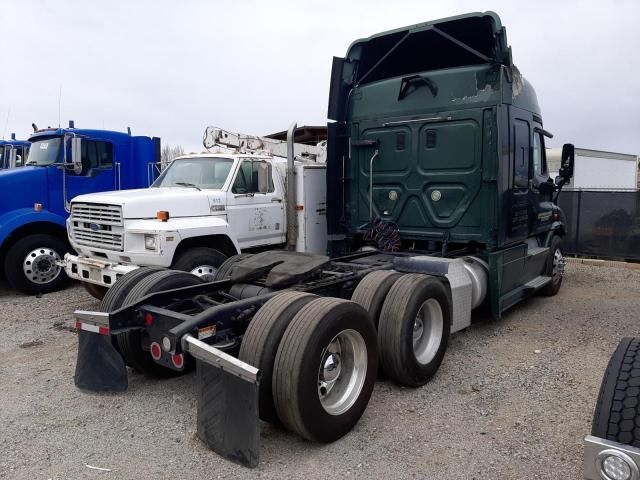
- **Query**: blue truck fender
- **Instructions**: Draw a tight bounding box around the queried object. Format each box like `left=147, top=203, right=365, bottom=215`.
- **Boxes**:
left=0, top=208, right=68, bottom=248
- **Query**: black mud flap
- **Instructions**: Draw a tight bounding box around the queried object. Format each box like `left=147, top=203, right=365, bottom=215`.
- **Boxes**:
left=74, top=330, right=128, bottom=392
left=184, top=335, right=260, bottom=468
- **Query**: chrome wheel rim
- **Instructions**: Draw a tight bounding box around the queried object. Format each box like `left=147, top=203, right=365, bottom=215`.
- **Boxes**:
left=413, top=298, right=444, bottom=365
left=190, top=265, right=217, bottom=281
left=551, top=248, right=565, bottom=285
left=23, top=247, right=62, bottom=284
left=317, top=329, right=368, bottom=416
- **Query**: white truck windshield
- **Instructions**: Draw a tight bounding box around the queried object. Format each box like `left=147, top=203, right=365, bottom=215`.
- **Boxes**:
left=153, top=157, right=234, bottom=190
left=25, top=138, right=61, bottom=166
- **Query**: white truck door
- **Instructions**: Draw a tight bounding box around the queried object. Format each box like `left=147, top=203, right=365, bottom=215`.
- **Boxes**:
left=226, top=158, right=286, bottom=248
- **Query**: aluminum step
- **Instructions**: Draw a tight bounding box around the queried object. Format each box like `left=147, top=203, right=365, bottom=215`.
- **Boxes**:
left=523, top=275, right=552, bottom=290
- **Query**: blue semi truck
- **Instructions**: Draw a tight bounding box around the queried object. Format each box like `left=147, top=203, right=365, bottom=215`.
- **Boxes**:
left=0, top=134, right=30, bottom=169
left=0, top=122, right=160, bottom=294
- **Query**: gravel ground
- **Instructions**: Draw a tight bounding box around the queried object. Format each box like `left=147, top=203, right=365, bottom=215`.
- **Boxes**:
left=1, top=263, right=638, bottom=479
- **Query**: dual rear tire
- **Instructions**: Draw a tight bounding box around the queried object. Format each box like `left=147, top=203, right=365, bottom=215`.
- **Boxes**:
left=239, top=270, right=452, bottom=442
left=99, top=267, right=203, bottom=377
left=351, top=270, right=452, bottom=387
left=239, top=292, right=378, bottom=442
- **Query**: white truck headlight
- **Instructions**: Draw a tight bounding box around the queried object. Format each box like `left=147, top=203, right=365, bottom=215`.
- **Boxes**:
left=144, top=234, right=158, bottom=251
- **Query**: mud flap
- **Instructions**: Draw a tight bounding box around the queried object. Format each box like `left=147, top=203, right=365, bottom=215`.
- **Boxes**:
left=184, top=335, right=260, bottom=468
left=74, top=330, right=128, bottom=392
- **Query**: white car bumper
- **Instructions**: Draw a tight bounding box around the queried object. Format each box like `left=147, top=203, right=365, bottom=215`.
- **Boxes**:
left=64, top=253, right=139, bottom=288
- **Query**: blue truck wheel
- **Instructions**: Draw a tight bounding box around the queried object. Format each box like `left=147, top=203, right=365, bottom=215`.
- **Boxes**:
left=4, top=234, right=69, bottom=294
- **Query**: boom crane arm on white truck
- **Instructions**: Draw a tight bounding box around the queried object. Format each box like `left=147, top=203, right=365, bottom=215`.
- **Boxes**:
left=203, top=126, right=327, bottom=163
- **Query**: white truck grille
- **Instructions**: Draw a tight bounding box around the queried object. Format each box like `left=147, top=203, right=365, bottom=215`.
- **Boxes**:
left=70, top=203, right=124, bottom=251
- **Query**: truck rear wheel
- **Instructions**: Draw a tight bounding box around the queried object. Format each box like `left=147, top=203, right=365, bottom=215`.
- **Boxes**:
left=82, top=282, right=108, bottom=300
left=99, top=267, right=163, bottom=313
left=172, top=247, right=227, bottom=281
left=592, top=338, right=640, bottom=447
left=98, top=266, right=164, bottom=355
left=378, top=274, right=451, bottom=387
left=238, top=291, right=317, bottom=424
left=273, top=297, right=378, bottom=442
left=4, top=234, right=69, bottom=294
left=351, top=270, right=402, bottom=327
left=540, top=235, right=564, bottom=297
left=213, top=253, right=253, bottom=281
left=117, top=270, right=203, bottom=377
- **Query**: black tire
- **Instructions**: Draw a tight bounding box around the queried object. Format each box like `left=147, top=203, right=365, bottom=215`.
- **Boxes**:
left=540, top=235, right=564, bottom=297
left=351, top=270, right=402, bottom=327
left=99, top=266, right=164, bottom=313
left=378, top=274, right=451, bottom=387
left=172, top=247, right=227, bottom=281
left=98, top=266, right=164, bottom=355
left=238, top=291, right=317, bottom=424
left=117, top=270, right=203, bottom=377
left=592, top=338, right=640, bottom=446
left=273, top=297, right=378, bottom=443
left=82, top=282, right=108, bottom=300
left=213, top=253, right=253, bottom=281
left=4, top=234, right=69, bottom=294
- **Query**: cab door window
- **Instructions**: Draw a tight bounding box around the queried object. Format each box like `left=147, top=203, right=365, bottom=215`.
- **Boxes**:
left=232, top=160, right=274, bottom=194
left=74, top=140, right=113, bottom=175
left=532, top=131, right=546, bottom=177
left=513, top=119, right=530, bottom=188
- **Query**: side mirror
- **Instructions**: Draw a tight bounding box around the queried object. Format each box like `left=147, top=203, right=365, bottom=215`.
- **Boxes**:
left=70, top=137, right=82, bottom=175
left=559, top=143, right=574, bottom=181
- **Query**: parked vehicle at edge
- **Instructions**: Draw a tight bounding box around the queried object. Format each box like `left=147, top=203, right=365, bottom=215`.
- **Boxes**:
left=0, top=133, right=30, bottom=169
left=0, top=121, right=160, bottom=294
left=73, top=11, right=575, bottom=468
left=63, top=127, right=327, bottom=300
left=585, top=338, right=640, bottom=480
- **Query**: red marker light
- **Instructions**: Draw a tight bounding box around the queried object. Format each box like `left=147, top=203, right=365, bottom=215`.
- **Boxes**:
left=144, top=313, right=153, bottom=326
left=172, top=354, right=184, bottom=369
left=150, top=342, right=162, bottom=360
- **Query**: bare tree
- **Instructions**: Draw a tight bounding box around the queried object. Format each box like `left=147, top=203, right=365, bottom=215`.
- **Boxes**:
left=160, top=144, right=185, bottom=169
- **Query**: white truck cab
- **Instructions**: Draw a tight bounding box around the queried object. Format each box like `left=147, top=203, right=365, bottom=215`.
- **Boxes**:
left=64, top=127, right=327, bottom=298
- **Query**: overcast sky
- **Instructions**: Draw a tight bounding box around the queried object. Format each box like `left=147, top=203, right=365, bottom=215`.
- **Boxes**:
left=1, top=0, right=638, bottom=154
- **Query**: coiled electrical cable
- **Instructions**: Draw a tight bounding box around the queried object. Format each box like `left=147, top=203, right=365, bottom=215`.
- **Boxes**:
left=362, top=218, right=401, bottom=252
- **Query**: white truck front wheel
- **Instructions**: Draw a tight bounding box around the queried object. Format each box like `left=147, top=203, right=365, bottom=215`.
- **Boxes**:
left=172, top=247, right=227, bottom=281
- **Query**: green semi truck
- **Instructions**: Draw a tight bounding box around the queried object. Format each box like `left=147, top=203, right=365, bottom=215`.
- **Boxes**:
left=72, top=11, right=575, bottom=467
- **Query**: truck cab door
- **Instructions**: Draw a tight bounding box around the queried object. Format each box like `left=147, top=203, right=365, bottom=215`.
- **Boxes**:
left=508, top=116, right=532, bottom=240
left=64, top=139, right=116, bottom=202
left=226, top=159, right=285, bottom=248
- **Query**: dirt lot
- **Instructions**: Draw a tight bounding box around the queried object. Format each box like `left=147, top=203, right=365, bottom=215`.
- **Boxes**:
left=1, top=263, right=638, bottom=479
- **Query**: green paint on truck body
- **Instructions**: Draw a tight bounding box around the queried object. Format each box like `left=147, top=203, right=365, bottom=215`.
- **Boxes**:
left=326, top=12, right=566, bottom=319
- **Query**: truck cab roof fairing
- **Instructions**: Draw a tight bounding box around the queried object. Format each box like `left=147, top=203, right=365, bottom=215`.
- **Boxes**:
left=345, top=12, right=511, bottom=87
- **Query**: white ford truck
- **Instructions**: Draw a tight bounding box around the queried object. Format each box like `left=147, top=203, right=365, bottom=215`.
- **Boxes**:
left=63, top=126, right=327, bottom=299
